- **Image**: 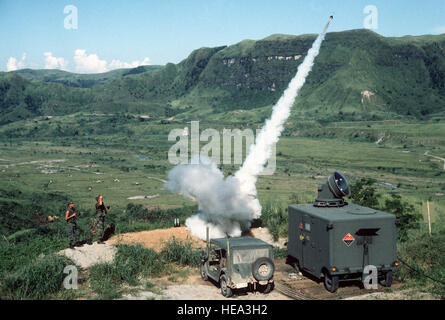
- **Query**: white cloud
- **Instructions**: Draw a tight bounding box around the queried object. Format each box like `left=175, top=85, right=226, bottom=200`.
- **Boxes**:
left=44, top=52, right=68, bottom=70
left=432, top=26, right=445, bottom=35
left=73, top=49, right=151, bottom=73
left=6, top=53, right=26, bottom=71
left=73, top=49, right=108, bottom=73
left=108, top=56, right=151, bottom=70
left=6, top=49, right=151, bottom=74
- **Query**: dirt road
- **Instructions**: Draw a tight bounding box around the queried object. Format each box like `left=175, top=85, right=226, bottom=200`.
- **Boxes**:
left=424, top=151, right=445, bottom=170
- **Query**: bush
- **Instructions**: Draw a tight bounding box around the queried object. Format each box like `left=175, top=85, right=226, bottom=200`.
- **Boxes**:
left=160, top=238, right=201, bottom=267
left=89, top=262, right=122, bottom=300
left=261, top=201, right=288, bottom=241
left=273, top=247, right=287, bottom=259
left=89, top=244, right=166, bottom=299
left=114, top=244, right=165, bottom=281
left=384, top=194, right=422, bottom=242
left=0, top=234, right=67, bottom=275
left=1, top=254, right=70, bottom=299
left=397, top=228, right=445, bottom=298
left=349, top=178, right=380, bottom=208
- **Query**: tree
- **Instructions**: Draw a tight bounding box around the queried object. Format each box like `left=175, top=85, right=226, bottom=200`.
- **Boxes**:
left=349, top=178, right=380, bottom=208
left=384, top=194, right=421, bottom=242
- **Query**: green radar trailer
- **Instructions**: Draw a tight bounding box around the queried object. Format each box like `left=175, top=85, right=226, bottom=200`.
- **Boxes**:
left=287, top=172, right=398, bottom=293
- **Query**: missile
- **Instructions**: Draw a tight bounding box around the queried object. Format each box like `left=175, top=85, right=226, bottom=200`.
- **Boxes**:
left=323, top=15, right=334, bottom=32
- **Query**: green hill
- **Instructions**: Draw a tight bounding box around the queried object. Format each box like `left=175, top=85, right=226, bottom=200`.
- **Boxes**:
left=11, top=65, right=162, bottom=88
left=2, top=29, right=445, bottom=125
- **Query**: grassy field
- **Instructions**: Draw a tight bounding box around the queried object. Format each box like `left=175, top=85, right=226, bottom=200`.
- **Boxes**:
left=1, top=114, right=444, bottom=220
left=0, top=113, right=444, bottom=299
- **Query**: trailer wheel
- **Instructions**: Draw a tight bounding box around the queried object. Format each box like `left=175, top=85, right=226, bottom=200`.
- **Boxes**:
left=286, top=256, right=300, bottom=273
left=200, top=263, right=208, bottom=281
left=220, top=274, right=233, bottom=298
left=324, top=271, right=339, bottom=293
left=379, top=270, right=393, bottom=287
left=259, top=282, right=274, bottom=294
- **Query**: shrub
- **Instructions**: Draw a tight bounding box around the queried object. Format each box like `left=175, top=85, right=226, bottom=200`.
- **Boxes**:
left=384, top=194, right=422, bottom=242
left=349, top=178, right=380, bottom=208
left=261, top=201, right=288, bottom=241
left=397, top=228, right=445, bottom=298
left=0, top=234, right=67, bottom=275
left=89, top=262, right=122, bottom=300
left=1, top=254, right=70, bottom=299
left=160, top=238, right=201, bottom=267
left=114, top=244, right=165, bottom=280
left=89, top=244, right=166, bottom=299
left=273, top=247, right=287, bottom=259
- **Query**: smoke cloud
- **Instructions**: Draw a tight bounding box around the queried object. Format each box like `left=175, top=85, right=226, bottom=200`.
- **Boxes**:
left=165, top=19, right=331, bottom=240
left=165, top=155, right=261, bottom=239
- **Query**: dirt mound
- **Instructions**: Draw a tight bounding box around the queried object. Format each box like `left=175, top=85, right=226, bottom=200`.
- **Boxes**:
left=108, top=226, right=285, bottom=252
left=108, top=226, right=206, bottom=252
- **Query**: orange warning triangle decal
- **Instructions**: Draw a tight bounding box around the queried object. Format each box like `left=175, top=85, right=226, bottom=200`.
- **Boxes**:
left=343, top=233, right=354, bottom=241
left=343, top=233, right=355, bottom=246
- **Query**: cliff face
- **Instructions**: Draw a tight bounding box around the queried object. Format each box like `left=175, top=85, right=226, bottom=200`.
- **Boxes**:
left=2, top=29, right=445, bottom=124
left=188, top=30, right=445, bottom=119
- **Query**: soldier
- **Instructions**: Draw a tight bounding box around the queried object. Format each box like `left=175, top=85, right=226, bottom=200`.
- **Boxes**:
left=65, top=201, right=83, bottom=249
left=94, top=195, right=110, bottom=244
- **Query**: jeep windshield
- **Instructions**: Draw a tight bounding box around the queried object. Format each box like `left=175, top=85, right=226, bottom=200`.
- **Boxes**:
left=232, top=248, right=270, bottom=264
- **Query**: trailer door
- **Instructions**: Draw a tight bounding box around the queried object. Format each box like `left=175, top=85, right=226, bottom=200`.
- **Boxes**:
left=301, top=215, right=316, bottom=272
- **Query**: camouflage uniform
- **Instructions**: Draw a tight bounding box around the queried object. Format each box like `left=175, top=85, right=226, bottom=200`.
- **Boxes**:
left=95, top=203, right=106, bottom=241
left=66, top=206, right=80, bottom=247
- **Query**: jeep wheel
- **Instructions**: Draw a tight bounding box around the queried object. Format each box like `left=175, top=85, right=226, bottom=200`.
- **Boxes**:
left=379, top=271, right=393, bottom=287
left=200, top=263, right=208, bottom=281
left=252, top=257, right=275, bottom=281
left=324, top=271, right=339, bottom=293
left=259, top=282, right=274, bottom=294
left=220, top=274, right=233, bottom=298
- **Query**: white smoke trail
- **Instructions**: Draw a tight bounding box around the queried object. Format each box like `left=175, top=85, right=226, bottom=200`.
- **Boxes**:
left=235, top=21, right=331, bottom=200
left=165, top=20, right=331, bottom=240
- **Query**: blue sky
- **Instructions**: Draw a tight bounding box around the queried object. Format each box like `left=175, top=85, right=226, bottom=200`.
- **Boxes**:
left=1, top=0, right=444, bottom=73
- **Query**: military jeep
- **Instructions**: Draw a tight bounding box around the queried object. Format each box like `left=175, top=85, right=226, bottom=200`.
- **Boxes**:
left=200, top=234, right=275, bottom=297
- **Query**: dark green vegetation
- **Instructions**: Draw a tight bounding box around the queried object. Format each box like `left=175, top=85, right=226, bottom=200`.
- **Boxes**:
left=11, top=65, right=162, bottom=88
left=397, top=230, right=445, bottom=299
left=0, top=29, right=444, bottom=299
left=0, top=254, right=72, bottom=299
left=2, top=30, right=445, bottom=125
